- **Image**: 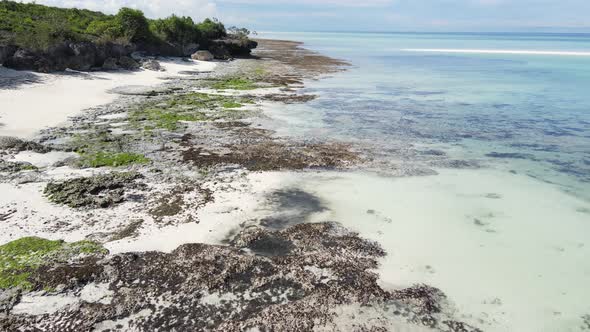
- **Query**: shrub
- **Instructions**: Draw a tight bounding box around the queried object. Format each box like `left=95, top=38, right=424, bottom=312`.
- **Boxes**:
left=197, top=18, right=226, bottom=42
left=0, top=1, right=256, bottom=57
left=114, top=8, right=152, bottom=43
left=151, top=15, right=200, bottom=47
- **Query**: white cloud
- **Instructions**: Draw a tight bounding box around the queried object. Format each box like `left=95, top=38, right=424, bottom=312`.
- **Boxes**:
left=20, top=0, right=218, bottom=20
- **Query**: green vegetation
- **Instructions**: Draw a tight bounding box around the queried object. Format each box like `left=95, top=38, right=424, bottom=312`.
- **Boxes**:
left=78, top=151, right=149, bottom=168
left=150, top=17, right=225, bottom=49
left=66, top=130, right=148, bottom=168
left=0, top=237, right=107, bottom=290
left=222, top=101, right=243, bottom=109
left=0, top=0, right=227, bottom=51
left=137, top=108, right=208, bottom=130
left=130, top=92, right=252, bottom=130
left=70, top=130, right=128, bottom=153
left=211, top=77, right=258, bottom=90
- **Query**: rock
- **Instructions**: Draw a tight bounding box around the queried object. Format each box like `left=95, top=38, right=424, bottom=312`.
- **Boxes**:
left=209, top=38, right=258, bottom=59
left=44, top=172, right=145, bottom=208
left=96, top=42, right=134, bottom=64
left=45, top=43, right=73, bottom=71
left=0, top=288, right=21, bottom=313
left=207, top=44, right=231, bottom=60
left=142, top=59, right=164, bottom=71
left=101, top=57, right=119, bottom=71
left=0, top=45, right=17, bottom=64
left=136, top=40, right=182, bottom=57
left=130, top=51, right=146, bottom=61
left=183, top=43, right=199, bottom=57
left=67, top=42, right=97, bottom=71
left=0, top=222, right=479, bottom=331
left=0, top=160, right=37, bottom=173
left=191, top=50, right=214, bottom=61
left=4, top=49, right=51, bottom=72
left=117, top=56, right=140, bottom=70
left=0, top=136, right=49, bottom=153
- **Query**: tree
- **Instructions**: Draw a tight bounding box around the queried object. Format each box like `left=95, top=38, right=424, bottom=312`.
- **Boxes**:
left=151, top=15, right=200, bottom=48
left=114, top=8, right=151, bottom=43
left=196, top=18, right=226, bottom=41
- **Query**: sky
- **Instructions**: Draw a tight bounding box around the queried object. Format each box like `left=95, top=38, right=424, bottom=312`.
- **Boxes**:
left=20, top=0, right=590, bottom=32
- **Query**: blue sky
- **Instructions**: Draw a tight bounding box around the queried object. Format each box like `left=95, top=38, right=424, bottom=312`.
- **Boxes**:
left=23, top=0, right=590, bottom=32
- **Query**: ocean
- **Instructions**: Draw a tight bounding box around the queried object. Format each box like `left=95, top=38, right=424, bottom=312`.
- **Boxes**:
left=258, top=32, right=590, bottom=331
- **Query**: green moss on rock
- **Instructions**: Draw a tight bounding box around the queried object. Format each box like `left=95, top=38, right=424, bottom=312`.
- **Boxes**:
left=129, top=92, right=253, bottom=131
left=0, top=160, right=38, bottom=173
left=78, top=151, right=149, bottom=168
left=0, top=237, right=107, bottom=290
left=211, top=77, right=257, bottom=90
left=222, top=101, right=243, bottom=109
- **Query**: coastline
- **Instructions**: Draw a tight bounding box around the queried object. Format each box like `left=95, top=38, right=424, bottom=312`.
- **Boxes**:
left=3, top=35, right=588, bottom=331
left=0, top=39, right=480, bottom=331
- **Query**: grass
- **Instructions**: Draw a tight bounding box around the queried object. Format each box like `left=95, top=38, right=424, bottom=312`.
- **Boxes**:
left=129, top=92, right=253, bottom=130
left=0, top=237, right=107, bottom=290
left=20, top=164, right=38, bottom=171
left=222, top=101, right=243, bottom=109
left=142, top=108, right=208, bottom=130
left=211, top=77, right=257, bottom=90
left=253, top=67, right=266, bottom=77
left=79, top=151, right=149, bottom=168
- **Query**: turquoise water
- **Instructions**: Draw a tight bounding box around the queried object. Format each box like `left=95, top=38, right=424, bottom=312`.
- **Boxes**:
left=260, top=32, right=590, bottom=200
left=256, top=32, right=590, bottom=331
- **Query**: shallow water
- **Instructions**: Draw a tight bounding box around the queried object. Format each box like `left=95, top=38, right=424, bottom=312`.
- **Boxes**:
left=257, top=32, right=590, bottom=330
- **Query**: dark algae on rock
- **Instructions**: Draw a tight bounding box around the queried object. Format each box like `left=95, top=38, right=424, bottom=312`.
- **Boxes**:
left=0, top=223, right=479, bottom=331
left=44, top=172, right=144, bottom=208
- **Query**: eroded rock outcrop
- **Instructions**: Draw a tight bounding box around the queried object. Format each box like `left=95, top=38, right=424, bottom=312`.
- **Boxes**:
left=209, top=38, right=258, bottom=60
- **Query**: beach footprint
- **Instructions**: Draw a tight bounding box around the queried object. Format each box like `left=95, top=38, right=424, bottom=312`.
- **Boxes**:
left=366, top=209, right=393, bottom=224
left=468, top=211, right=499, bottom=233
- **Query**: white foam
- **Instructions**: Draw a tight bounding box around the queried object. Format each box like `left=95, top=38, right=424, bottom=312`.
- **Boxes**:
left=401, top=48, right=590, bottom=56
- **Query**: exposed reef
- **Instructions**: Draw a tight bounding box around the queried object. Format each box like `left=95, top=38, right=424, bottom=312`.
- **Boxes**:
left=44, top=172, right=145, bottom=208
left=0, top=223, right=479, bottom=332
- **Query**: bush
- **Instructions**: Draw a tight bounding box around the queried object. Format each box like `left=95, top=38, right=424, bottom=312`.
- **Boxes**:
left=197, top=18, right=226, bottom=42
left=0, top=1, right=255, bottom=57
left=114, top=8, right=152, bottom=43
left=228, top=26, right=253, bottom=40
left=151, top=15, right=200, bottom=47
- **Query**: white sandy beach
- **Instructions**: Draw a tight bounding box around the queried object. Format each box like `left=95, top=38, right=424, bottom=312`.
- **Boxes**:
left=0, top=59, right=216, bottom=138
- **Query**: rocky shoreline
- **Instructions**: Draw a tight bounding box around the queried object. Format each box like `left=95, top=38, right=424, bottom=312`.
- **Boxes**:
left=0, top=39, right=480, bottom=331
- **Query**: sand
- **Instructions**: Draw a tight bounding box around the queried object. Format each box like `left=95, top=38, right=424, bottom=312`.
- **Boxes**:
left=274, top=168, right=590, bottom=332
left=0, top=59, right=216, bottom=139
